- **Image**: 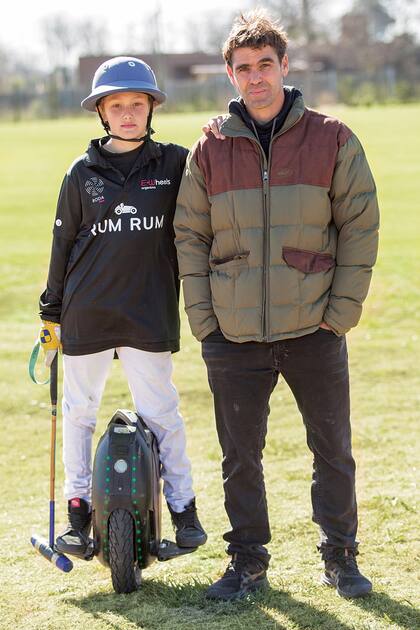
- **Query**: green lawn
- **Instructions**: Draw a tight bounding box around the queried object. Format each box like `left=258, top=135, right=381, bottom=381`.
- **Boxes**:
left=0, top=105, right=419, bottom=630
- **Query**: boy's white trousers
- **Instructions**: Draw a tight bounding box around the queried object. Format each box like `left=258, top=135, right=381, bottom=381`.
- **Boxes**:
left=62, top=347, right=194, bottom=512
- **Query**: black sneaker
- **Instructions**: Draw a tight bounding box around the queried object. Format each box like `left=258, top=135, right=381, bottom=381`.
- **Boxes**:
left=320, top=545, right=372, bottom=598
left=205, top=553, right=269, bottom=601
left=56, top=498, right=92, bottom=559
left=168, top=498, right=207, bottom=548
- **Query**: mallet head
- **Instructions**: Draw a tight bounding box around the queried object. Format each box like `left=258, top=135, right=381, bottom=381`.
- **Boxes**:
left=31, top=536, right=73, bottom=573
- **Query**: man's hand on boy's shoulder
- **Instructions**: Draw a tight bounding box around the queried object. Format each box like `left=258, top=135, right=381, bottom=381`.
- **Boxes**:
left=202, top=115, right=228, bottom=140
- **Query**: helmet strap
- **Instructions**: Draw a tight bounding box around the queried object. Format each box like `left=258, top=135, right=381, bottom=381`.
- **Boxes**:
left=96, top=97, right=155, bottom=144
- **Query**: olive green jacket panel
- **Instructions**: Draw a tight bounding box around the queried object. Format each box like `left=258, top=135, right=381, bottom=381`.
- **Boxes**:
left=175, top=155, right=219, bottom=340
left=324, top=134, right=380, bottom=333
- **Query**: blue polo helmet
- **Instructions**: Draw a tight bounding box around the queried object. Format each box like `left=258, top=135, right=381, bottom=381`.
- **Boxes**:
left=81, top=56, right=166, bottom=111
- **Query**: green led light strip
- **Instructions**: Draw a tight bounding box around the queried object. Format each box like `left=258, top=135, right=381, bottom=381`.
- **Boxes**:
left=132, top=454, right=142, bottom=561
left=103, top=456, right=112, bottom=560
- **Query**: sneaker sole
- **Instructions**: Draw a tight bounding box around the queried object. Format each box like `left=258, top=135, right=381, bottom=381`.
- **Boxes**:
left=321, top=573, right=372, bottom=599
left=55, top=540, right=88, bottom=559
left=176, top=533, right=208, bottom=548
left=205, top=577, right=269, bottom=601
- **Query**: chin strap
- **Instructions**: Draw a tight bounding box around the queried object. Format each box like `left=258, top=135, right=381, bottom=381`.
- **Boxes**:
left=96, top=101, right=155, bottom=144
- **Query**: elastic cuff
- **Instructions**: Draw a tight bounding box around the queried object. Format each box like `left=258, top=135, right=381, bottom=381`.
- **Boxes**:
left=318, top=541, right=359, bottom=553
left=166, top=495, right=195, bottom=513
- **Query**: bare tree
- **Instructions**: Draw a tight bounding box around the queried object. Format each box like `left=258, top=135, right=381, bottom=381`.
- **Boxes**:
left=0, top=45, right=10, bottom=90
left=383, top=0, right=420, bottom=40
left=350, top=0, right=420, bottom=41
left=183, top=12, right=238, bottom=54
left=42, top=14, right=111, bottom=70
left=262, top=0, right=301, bottom=37
left=263, top=0, right=327, bottom=40
left=180, top=2, right=333, bottom=57
left=122, top=22, right=143, bottom=54
left=42, top=15, right=79, bottom=69
left=78, top=18, right=110, bottom=56
left=352, top=0, right=395, bottom=39
left=137, top=4, right=164, bottom=54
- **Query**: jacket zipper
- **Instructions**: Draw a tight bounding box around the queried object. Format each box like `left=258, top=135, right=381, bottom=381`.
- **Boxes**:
left=262, top=167, right=269, bottom=340
left=246, top=113, right=302, bottom=341
left=251, top=120, right=270, bottom=341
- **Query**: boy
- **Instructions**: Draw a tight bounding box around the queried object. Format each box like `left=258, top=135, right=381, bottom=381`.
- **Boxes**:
left=39, top=57, right=207, bottom=558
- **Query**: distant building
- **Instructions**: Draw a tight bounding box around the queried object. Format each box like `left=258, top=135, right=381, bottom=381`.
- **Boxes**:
left=79, top=53, right=225, bottom=87
left=77, top=23, right=420, bottom=111
left=79, top=53, right=231, bottom=110
left=78, top=51, right=330, bottom=108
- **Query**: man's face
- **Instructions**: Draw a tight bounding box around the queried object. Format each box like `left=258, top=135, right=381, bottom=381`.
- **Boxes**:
left=99, top=92, right=152, bottom=139
left=226, top=45, right=289, bottom=123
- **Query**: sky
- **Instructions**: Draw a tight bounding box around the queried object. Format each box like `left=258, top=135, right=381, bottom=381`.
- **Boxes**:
left=1, top=0, right=353, bottom=69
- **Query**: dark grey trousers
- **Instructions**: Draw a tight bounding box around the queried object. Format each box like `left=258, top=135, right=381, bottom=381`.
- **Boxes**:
left=202, top=328, right=357, bottom=564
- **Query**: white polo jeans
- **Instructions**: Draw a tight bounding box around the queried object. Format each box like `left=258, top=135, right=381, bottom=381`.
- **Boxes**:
left=62, top=347, right=194, bottom=512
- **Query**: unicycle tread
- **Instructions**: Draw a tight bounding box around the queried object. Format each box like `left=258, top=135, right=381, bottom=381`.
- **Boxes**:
left=108, top=509, right=141, bottom=593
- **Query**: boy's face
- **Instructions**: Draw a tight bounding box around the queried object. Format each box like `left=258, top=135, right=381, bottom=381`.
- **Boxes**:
left=99, top=92, right=152, bottom=139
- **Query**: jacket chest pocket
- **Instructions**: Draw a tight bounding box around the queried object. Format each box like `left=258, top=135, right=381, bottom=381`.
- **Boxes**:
left=282, top=246, right=335, bottom=273
left=209, top=252, right=250, bottom=276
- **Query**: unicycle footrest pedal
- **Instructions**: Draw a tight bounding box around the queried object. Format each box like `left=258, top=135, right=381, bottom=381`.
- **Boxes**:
left=83, top=538, right=97, bottom=561
left=156, top=539, right=198, bottom=562
left=54, top=537, right=97, bottom=561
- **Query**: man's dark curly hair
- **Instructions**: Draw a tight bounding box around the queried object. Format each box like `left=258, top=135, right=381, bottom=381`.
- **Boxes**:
left=223, top=8, right=288, bottom=67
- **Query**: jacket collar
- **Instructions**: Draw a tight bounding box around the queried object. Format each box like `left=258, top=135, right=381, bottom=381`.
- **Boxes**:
left=220, top=88, right=306, bottom=141
left=83, top=137, right=162, bottom=171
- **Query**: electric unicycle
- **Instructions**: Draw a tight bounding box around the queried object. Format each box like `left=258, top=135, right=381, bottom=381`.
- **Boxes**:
left=89, top=409, right=197, bottom=593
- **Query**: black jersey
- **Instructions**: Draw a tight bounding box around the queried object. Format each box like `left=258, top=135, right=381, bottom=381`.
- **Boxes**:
left=40, top=138, right=188, bottom=355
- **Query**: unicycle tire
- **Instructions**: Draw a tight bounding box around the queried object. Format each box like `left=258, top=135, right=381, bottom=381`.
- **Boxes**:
left=108, top=509, right=141, bottom=593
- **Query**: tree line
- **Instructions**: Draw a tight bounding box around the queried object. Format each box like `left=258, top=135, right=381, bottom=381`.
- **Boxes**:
left=1, top=0, right=420, bottom=118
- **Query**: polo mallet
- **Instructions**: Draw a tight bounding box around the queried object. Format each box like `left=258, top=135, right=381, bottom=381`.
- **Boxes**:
left=29, top=346, right=73, bottom=573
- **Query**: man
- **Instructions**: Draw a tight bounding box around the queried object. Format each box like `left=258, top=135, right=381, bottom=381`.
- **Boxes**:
left=174, top=10, right=379, bottom=601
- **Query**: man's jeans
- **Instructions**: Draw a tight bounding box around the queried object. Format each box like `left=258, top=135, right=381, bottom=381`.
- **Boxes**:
left=202, top=328, right=357, bottom=563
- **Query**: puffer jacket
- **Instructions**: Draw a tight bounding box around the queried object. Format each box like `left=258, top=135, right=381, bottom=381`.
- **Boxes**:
left=174, top=94, right=379, bottom=342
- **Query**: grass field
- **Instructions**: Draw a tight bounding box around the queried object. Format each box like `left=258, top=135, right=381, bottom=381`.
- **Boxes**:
left=0, top=104, right=419, bottom=630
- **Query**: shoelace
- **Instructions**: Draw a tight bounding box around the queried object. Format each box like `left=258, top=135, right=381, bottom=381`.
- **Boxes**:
left=172, top=507, right=197, bottom=529
left=226, top=554, right=263, bottom=576
left=69, top=511, right=90, bottom=532
left=325, top=548, right=359, bottom=574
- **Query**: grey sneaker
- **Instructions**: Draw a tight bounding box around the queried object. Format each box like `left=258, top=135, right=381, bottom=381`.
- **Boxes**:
left=205, top=553, right=269, bottom=601
left=321, top=545, right=372, bottom=598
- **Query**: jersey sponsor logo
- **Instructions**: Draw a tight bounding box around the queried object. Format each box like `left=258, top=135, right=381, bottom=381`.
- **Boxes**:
left=90, top=215, right=164, bottom=236
left=114, top=203, right=137, bottom=215
left=85, top=177, right=104, bottom=195
left=85, top=177, right=105, bottom=203
left=140, top=178, right=171, bottom=190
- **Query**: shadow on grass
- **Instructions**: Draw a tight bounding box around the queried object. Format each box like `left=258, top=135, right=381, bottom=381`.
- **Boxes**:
left=69, top=579, right=357, bottom=630
left=351, top=590, right=420, bottom=630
